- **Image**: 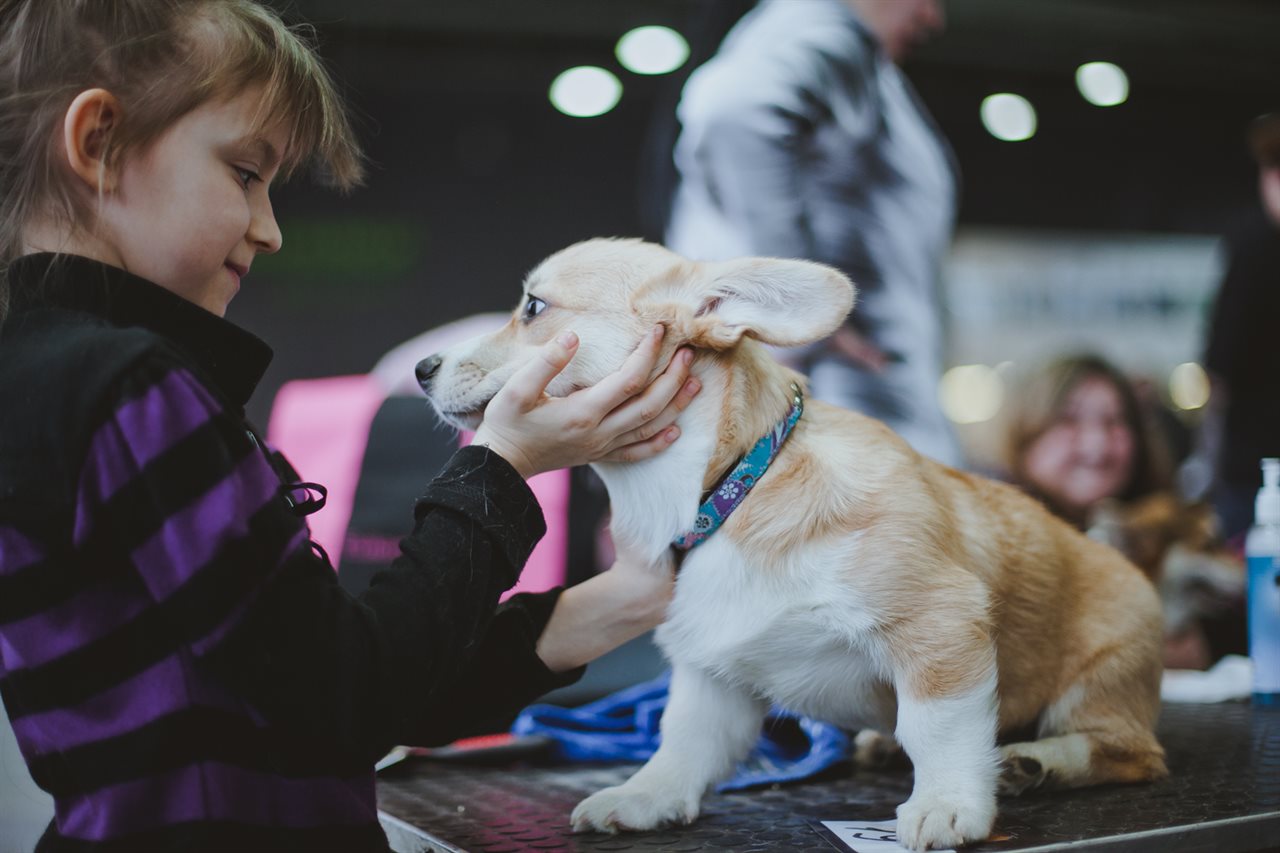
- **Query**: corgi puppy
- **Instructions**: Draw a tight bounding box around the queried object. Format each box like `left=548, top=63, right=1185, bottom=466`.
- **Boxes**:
left=418, top=238, right=1167, bottom=851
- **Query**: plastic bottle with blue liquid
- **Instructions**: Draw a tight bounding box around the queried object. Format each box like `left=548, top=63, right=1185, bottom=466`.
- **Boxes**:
left=1246, top=457, right=1280, bottom=705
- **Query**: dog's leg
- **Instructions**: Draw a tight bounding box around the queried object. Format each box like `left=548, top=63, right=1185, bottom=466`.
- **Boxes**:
left=999, top=652, right=1166, bottom=795
left=998, top=722, right=1167, bottom=795
left=571, top=663, right=767, bottom=833
left=884, top=593, right=1001, bottom=852
left=893, top=670, right=1000, bottom=850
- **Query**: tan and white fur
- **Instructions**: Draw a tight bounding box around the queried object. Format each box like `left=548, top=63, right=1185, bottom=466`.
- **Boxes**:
left=418, top=238, right=1167, bottom=851
left=1088, top=494, right=1245, bottom=669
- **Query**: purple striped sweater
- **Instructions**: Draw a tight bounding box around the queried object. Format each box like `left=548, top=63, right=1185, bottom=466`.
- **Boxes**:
left=0, top=254, right=580, bottom=852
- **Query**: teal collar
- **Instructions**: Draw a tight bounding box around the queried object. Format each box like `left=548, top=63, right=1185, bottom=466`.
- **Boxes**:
left=672, top=383, right=804, bottom=552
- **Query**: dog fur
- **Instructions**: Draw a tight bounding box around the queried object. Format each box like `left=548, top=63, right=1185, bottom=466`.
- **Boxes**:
left=1088, top=493, right=1245, bottom=667
left=419, top=238, right=1167, bottom=851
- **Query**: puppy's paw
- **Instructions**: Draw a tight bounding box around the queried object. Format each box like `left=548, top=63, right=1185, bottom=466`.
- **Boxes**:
left=997, top=746, right=1047, bottom=796
left=895, top=788, right=995, bottom=851
left=853, top=729, right=906, bottom=770
left=571, top=783, right=700, bottom=834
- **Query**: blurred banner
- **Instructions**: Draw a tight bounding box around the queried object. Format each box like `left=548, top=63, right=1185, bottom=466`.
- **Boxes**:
left=944, top=226, right=1221, bottom=375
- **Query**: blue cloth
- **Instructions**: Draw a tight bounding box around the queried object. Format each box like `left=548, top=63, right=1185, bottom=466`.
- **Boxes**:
left=512, top=672, right=850, bottom=791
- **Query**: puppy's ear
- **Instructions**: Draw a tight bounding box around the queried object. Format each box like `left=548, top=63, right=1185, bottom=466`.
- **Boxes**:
left=685, top=257, right=855, bottom=349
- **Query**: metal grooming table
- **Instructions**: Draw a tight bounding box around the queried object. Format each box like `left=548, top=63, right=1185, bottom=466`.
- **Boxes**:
left=376, top=702, right=1280, bottom=852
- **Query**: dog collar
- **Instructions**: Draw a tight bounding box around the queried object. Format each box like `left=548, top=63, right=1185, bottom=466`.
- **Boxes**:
left=671, top=382, right=804, bottom=552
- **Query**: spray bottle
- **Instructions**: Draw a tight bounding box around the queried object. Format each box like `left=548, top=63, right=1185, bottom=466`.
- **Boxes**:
left=1246, top=457, right=1280, bottom=704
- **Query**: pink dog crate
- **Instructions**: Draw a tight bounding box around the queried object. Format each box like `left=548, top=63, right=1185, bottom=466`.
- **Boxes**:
left=266, top=374, right=569, bottom=600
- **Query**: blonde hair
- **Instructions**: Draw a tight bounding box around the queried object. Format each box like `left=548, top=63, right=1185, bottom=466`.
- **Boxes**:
left=1002, top=354, right=1172, bottom=516
left=0, top=0, right=365, bottom=317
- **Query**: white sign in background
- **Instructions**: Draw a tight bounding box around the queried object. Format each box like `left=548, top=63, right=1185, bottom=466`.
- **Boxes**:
left=943, top=226, right=1223, bottom=377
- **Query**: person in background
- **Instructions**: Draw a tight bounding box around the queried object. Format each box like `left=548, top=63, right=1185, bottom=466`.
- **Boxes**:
left=664, top=0, right=963, bottom=466
left=1198, top=112, right=1280, bottom=542
left=1001, top=354, right=1172, bottom=530
left=1000, top=355, right=1253, bottom=670
left=0, top=1, right=699, bottom=850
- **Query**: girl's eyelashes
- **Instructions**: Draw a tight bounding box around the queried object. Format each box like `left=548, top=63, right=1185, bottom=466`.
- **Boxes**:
left=523, top=296, right=548, bottom=321
left=233, top=165, right=262, bottom=189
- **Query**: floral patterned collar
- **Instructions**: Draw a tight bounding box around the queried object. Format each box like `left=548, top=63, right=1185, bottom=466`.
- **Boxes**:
left=671, top=383, right=804, bottom=552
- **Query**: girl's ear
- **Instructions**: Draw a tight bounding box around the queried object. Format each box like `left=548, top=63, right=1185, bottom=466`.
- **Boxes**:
left=684, top=256, right=856, bottom=350
left=63, top=89, right=122, bottom=192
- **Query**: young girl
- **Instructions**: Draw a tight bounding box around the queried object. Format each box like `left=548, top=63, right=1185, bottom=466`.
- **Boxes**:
left=0, top=2, right=698, bottom=851
left=1000, top=354, right=1171, bottom=529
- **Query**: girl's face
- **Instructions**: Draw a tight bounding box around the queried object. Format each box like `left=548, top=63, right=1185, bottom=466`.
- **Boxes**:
left=99, top=89, right=286, bottom=316
left=1022, top=376, right=1136, bottom=519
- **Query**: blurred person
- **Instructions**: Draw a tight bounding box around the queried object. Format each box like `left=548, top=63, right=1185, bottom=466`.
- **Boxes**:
left=1001, top=355, right=1250, bottom=670
left=1001, top=355, right=1172, bottom=530
left=1198, top=112, right=1280, bottom=542
left=665, top=0, right=963, bottom=466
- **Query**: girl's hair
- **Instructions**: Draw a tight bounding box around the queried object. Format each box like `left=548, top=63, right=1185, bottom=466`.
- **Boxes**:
left=1002, top=353, right=1172, bottom=509
left=0, top=0, right=365, bottom=318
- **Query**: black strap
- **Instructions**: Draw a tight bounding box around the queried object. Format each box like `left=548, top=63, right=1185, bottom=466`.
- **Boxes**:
left=282, top=481, right=328, bottom=516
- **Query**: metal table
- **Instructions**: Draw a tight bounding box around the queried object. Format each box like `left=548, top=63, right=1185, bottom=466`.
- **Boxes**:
left=376, top=702, right=1280, bottom=852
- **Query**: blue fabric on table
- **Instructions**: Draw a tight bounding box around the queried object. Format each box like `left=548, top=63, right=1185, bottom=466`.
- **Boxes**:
left=512, top=672, right=850, bottom=791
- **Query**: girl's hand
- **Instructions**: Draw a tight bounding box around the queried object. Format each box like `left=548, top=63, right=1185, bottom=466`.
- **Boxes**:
left=471, top=326, right=700, bottom=479
left=535, top=548, right=676, bottom=673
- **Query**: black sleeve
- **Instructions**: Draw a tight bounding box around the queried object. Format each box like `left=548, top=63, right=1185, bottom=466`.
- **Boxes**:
left=397, top=589, right=585, bottom=745
left=209, top=444, right=582, bottom=763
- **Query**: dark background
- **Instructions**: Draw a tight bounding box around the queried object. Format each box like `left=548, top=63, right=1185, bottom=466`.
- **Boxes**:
left=240, top=0, right=1280, bottom=427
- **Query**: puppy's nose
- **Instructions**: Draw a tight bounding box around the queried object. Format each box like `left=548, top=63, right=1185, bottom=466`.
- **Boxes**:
left=415, top=355, right=443, bottom=389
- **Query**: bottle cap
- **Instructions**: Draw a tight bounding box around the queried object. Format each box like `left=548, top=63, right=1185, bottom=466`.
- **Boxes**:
left=1257, top=457, right=1280, bottom=525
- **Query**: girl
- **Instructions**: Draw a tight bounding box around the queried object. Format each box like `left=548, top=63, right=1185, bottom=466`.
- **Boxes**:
left=0, top=2, right=698, bottom=851
left=1001, top=357, right=1250, bottom=671
left=1000, top=354, right=1171, bottom=529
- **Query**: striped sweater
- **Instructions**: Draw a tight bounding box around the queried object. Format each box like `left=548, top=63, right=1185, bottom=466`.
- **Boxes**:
left=0, top=254, right=580, bottom=852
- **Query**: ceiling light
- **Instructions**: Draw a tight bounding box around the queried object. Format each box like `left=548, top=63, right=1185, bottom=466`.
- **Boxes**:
left=1076, top=61, right=1129, bottom=107
left=616, top=26, right=689, bottom=75
left=549, top=66, right=623, bottom=118
left=980, top=93, right=1037, bottom=142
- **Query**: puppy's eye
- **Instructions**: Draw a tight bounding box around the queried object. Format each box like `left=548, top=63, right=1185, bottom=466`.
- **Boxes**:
left=523, top=297, right=548, bottom=321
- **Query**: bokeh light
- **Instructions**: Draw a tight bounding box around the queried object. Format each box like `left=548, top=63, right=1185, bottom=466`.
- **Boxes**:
left=549, top=66, right=623, bottom=118
left=616, top=26, right=689, bottom=75
left=940, top=364, right=1005, bottom=424
left=1169, top=362, right=1210, bottom=411
left=1076, top=61, right=1130, bottom=107
left=981, top=93, right=1037, bottom=141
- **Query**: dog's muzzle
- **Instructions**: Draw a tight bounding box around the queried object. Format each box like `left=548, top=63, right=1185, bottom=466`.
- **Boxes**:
left=415, top=354, right=443, bottom=392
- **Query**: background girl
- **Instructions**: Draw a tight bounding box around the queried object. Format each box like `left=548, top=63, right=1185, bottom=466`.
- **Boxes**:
left=1000, top=354, right=1172, bottom=529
